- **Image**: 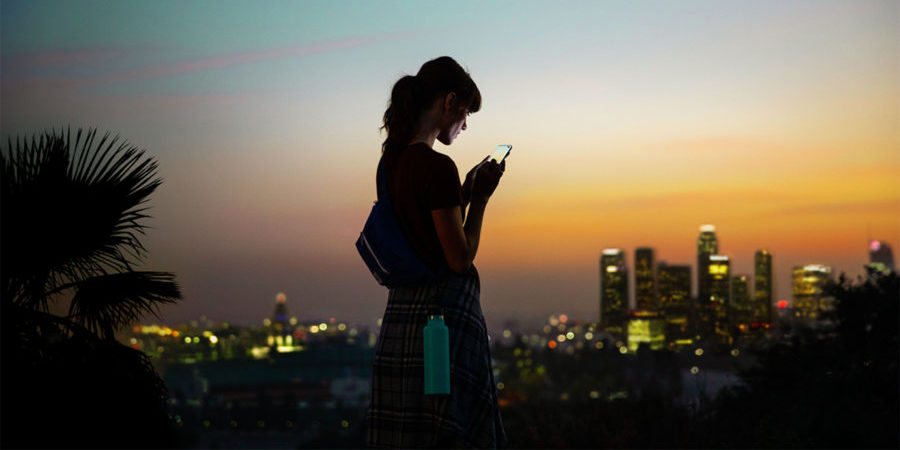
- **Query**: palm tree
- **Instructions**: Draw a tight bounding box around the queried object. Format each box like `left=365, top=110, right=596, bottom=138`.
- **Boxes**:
left=1, top=128, right=182, bottom=448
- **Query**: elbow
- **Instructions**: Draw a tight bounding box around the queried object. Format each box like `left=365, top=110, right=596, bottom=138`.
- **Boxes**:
left=447, top=255, right=473, bottom=274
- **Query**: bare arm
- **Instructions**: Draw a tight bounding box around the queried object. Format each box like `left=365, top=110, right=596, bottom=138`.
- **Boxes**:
left=432, top=197, right=489, bottom=274
left=431, top=159, right=504, bottom=274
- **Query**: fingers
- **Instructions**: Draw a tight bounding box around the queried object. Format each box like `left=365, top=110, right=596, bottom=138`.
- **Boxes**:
left=481, top=160, right=503, bottom=180
left=472, top=156, right=490, bottom=174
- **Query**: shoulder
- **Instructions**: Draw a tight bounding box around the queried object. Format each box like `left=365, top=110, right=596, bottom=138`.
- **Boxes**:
left=420, top=146, right=458, bottom=173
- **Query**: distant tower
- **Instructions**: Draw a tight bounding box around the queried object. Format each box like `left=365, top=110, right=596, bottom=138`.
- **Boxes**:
left=754, top=250, right=773, bottom=325
left=634, top=247, right=658, bottom=311
left=697, top=225, right=718, bottom=303
left=658, top=262, right=692, bottom=345
left=791, top=265, right=833, bottom=322
left=599, top=249, right=628, bottom=335
left=730, top=274, right=752, bottom=331
left=272, top=292, right=290, bottom=337
left=707, top=255, right=731, bottom=343
left=868, top=240, right=895, bottom=275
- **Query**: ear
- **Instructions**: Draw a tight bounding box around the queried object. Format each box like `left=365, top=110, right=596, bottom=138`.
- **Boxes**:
left=443, top=92, right=457, bottom=113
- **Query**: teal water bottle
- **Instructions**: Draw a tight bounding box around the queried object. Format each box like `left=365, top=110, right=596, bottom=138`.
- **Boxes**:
left=424, top=314, right=450, bottom=395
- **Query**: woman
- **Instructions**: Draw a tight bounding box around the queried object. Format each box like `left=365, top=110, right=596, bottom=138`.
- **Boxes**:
left=366, top=56, right=507, bottom=448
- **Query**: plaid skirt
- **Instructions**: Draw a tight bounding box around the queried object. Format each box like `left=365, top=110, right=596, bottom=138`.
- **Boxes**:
left=366, top=266, right=507, bottom=448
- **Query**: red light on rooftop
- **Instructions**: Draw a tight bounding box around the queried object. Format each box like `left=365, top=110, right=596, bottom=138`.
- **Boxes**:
left=777, top=300, right=789, bottom=309
left=870, top=240, right=881, bottom=252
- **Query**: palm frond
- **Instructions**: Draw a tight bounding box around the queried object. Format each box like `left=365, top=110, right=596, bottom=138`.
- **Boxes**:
left=1, top=127, right=163, bottom=308
left=67, top=271, right=181, bottom=340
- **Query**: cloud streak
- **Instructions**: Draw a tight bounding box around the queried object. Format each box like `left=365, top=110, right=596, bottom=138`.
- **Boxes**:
left=90, top=32, right=414, bottom=87
left=3, top=31, right=417, bottom=92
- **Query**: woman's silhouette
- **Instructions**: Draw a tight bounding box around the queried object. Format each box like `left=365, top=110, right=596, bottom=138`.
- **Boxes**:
left=366, top=57, right=507, bottom=448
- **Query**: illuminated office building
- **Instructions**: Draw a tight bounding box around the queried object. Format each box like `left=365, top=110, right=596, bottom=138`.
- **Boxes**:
left=753, top=250, right=773, bottom=325
left=868, top=240, right=895, bottom=275
left=599, top=249, right=628, bottom=335
left=791, top=265, right=833, bottom=321
left=634, top=247, right=658, bottom=311
left=697, top=225, right=718, bottom=303
left=700, top=255, right=731, bottom=343
left=658, top=262, right=692, bottom=346
left=627, top=312, right=666, bottom=352
left=730, top=275, right=752, bottom=332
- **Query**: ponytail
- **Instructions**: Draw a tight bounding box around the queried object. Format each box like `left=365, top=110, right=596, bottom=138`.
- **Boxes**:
left=380, top=56, right=481, bottom=154
left=381, top=75, right=423, bottom=154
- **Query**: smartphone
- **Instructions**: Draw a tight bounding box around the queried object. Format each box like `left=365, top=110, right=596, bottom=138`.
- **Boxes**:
left=489, top=145, right=512, bottom=164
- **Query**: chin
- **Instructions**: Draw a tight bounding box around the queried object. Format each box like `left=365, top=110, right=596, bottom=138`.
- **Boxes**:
left=437, top=134, right=453, bottom=146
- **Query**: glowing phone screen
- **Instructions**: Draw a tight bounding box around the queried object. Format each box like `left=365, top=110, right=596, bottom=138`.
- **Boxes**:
left=489, top=145, right=512, bottom=164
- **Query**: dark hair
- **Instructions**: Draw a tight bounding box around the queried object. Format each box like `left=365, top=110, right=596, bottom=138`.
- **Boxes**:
left=381, top=56, right=481, bottom=153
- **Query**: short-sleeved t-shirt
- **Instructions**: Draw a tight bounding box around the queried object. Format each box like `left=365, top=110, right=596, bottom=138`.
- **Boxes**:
left=379, top=143, right=463, bottom=268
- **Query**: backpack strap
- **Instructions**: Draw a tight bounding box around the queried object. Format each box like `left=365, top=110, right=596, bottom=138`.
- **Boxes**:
left=376, top=157, right=387, bottom=201
left=376, top=153, right=452, bottom=294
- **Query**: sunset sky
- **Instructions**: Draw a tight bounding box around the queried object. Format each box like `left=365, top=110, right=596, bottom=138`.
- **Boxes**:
left=2, top=0, right=897, bottom=329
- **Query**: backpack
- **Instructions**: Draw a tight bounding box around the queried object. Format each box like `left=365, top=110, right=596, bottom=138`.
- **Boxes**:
left=356, top=160, right=438, bottom=287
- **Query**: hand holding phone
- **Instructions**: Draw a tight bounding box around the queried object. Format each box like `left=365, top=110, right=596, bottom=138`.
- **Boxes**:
left=489, top=145, right=512, bottom=164
left=463, top=145, right=510, bottom=204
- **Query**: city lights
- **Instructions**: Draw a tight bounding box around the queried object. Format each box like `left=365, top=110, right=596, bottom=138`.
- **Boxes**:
left=105, top=232, right=891, bottom=448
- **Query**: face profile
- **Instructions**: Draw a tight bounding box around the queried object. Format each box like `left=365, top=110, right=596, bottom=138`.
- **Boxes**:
left=437, top=109, right=467, bottom=146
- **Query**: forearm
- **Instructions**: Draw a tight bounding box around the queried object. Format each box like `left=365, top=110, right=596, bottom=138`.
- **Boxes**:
left=463, top=197, right=488, bottom=263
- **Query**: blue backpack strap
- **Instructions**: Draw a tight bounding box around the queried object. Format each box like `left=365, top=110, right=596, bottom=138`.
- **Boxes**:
left=376, top=158, right=386, bottom=201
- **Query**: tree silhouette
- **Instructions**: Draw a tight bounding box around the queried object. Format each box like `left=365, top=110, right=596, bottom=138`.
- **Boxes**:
left=1, top=128, right=182, bottom=448
left=703, top=271, right=899, bottom=448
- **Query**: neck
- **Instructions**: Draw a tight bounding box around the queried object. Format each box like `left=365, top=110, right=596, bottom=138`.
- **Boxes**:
left=409, top=111, right=440, bottom=148
left=410, top=129, right=438, bottom=148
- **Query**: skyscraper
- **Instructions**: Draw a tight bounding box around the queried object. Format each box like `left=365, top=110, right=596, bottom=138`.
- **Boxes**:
left=868, top=240, right=895, bottom=275
left=697, top=225, right=718, bottom=303
left=707, top=255, right=731, bottom=343
left=635, top=247, right=657, bottom=311
left=658, top=262, right=692, bottom=345
left=754, top=250, right=773, bottom=325
left=791, top=264, right=833, bottom=322
left=600, top=249, right=628, bottom=335
left=730, top=274, right=752, bottom=331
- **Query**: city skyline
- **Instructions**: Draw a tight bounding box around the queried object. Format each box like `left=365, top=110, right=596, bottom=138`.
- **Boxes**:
left=2, top=0, right=897, bottom=327
left=133, top=230, right=887, bottom=330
